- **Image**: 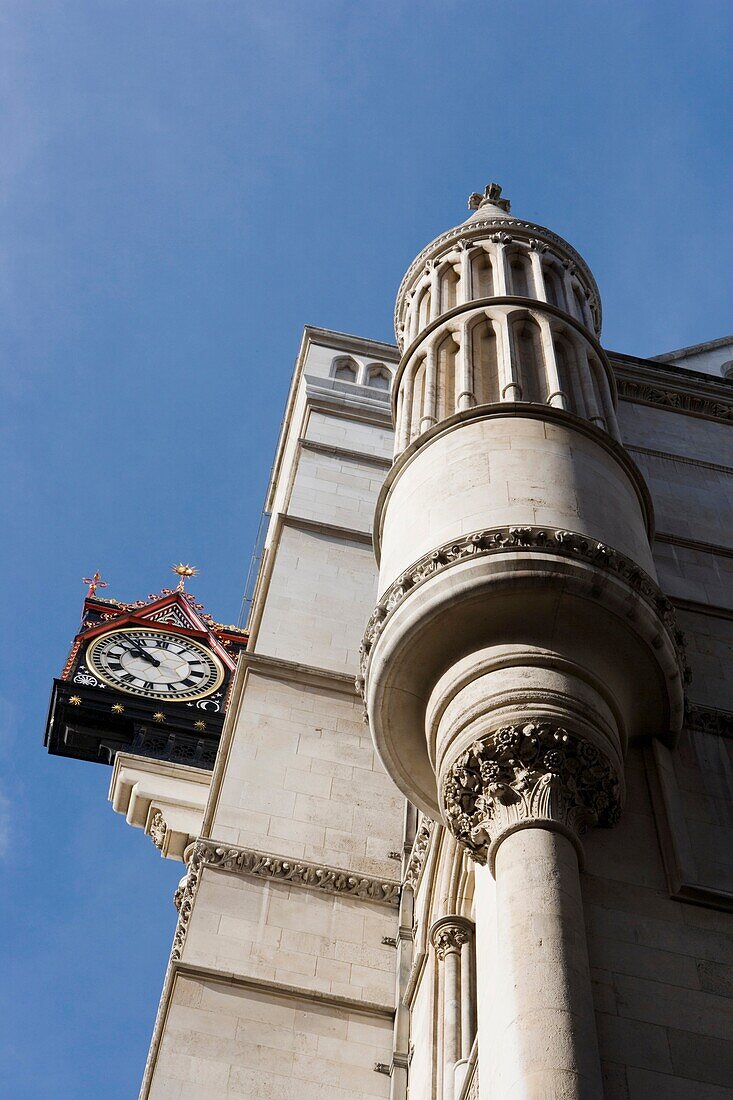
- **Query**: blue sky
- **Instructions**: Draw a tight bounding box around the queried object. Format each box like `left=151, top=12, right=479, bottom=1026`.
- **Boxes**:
left=1, top=2, right=730, bottom=1095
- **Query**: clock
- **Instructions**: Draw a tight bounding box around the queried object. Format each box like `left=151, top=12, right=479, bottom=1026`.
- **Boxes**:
left=86, top=627, right=224, bottom=702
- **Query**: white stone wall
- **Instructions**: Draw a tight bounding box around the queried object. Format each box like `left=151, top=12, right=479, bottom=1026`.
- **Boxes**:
left=144, top=329, right=733, bottom=1100
left=145, top=330, right=404, bottom=1100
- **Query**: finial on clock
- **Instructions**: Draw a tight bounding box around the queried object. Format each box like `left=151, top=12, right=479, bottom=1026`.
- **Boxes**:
left=172, top=563, right=198, bottom=591
left=83, top=570, right=108, bottom=598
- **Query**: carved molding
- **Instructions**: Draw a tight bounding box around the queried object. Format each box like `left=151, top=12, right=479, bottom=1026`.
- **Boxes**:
left=195, top=838, right=401, bottom=907
left=686, top=704, right=733, bottom=739
left=441, top=721, right=621, bottom=865
left=617, top=377, right=733, bottom=423
left=404, top=818, right=434, bottom=890
left=170, top=847, right=203, bottom=962
left=357, top=525, right=689, bottom=695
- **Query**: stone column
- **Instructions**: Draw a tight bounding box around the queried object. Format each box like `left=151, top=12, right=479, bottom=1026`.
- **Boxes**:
left=537, top=314, right=568, bottom=410
left=495, top=312, right=521, bottom=401
left=420, top=342, right=438, bottom=433
left=458, top=242, right=473, bottom=306
left=441, top=714, right=620, bottom=1100
left=429, top=262, right=441, bottom=322
left=431, top=915, right=475, bottom=1100
left=396, top=364, right=415, bottom=454
left=528, top=246, right=548, bottom=303
left=456, top=319, right=474, bottom=411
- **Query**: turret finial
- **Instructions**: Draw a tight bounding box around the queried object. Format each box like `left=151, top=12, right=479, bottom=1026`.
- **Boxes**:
left=467, top=183, right=511, bottom=213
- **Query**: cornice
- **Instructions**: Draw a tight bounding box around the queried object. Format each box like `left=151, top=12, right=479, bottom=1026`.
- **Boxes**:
left=282, top=512, right=373, bottom=547
left=298, top=437, right=393, bottom=471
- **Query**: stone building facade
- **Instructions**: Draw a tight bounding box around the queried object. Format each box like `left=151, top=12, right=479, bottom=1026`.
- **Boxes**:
left=113, top=189, right=733, bottom=1098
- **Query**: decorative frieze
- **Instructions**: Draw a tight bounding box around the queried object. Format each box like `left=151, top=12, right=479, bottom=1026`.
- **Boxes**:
left=404, top=818, right=434, bottom=890
left=170, top=847, right=203, bottom=961
left=686, top=704, right=733, bottom=738
left=193, top=838, right=401, bottom=907
left=441, top=721, right=621, bottom=864
left=357, top=525, right=689, bottom=695
left=617, top=377, right=733, bottom=423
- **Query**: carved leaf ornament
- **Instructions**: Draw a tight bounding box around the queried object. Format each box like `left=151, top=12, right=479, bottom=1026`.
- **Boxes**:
left=357, top=525, right=690, bottom=696
left=442, top=721, right=621, bottom=864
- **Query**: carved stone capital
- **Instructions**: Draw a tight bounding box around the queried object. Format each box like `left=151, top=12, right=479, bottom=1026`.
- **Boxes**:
left=430, top=915, right=474, bottom=960
left=441, top=721, right=621, bottom=867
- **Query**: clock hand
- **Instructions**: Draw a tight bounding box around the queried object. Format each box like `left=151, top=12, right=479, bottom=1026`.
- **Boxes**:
left=118, top=635, right=161, bottom=668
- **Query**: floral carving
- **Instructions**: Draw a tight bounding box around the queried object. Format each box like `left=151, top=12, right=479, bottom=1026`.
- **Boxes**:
left=432, top=922, right=471, bottom=960
left=149, top=811, right=167, bottom=851
left=685, top=704, right=733, bottom=739
left=617, top=378, right=733, bottom=423
left=441, top=721, right=621, bottom=864
left=197, top=839, right=401, bottom=907
left=356, top=525, right=690, bottom=696
left=404, top=818, right=434, bottom=890
left=170, top=848, right=203, bottom=962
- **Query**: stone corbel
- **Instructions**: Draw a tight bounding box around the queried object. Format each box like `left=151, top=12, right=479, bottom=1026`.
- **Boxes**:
left=108, top=753, right=211, bottom=861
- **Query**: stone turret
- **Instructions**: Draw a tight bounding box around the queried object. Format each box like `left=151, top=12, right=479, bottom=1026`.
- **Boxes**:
left=360, top=186, right=688, bottom=1098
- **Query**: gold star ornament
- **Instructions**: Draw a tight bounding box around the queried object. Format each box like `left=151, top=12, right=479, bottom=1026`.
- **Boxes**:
left=111, top=703, right=125, bottom=715
left=153, top=712, right=166, bottom=723
left=172, top=563, right=198, bottom=591
left=194, top=720, right=206, bottom=731
left=69, top=695, right=82, bottom=706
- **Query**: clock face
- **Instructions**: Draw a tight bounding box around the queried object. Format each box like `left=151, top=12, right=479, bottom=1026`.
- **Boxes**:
left=86, top=627, right=224, bottom=701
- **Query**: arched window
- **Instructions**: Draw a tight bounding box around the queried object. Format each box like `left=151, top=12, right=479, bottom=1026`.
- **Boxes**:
left=332, top=356, right=358, bottom=383
left=544, top=264, right=565, bottom=311
left=436, top=334, right=459, bottom=420
left=472, top=250, right=494, bottom=299
left=511, top=317, right=545, bottom=403
left=508, top=251, right=533, bottom=298
left=470, top=318, right=500, bottom=406
left=410, top=358, right=427, bottom=441
left=553, top=334, right=585, bottom=416
left=366, top=364, right=391, bottom=391
left=440, top=265, right=460, bottom=313
left=572, top=284, right=587, bottom=325
left=417, top=285, right=431, bottom=331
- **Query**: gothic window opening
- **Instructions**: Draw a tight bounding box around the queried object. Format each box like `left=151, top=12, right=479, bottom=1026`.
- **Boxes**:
left=472, top=250, right=494, bottom=300
left=471, top=318, right=500, bottom=406
left=508, top=252, right=532, bottom=298
left=332, top=356, right=358, bottom=383
left=366, top=364, right=391, bottom=391
left=511, top=316, right=545, bottom=403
